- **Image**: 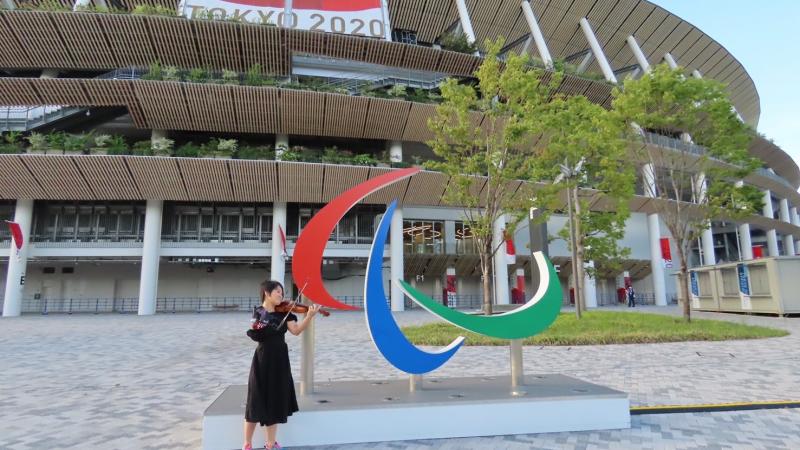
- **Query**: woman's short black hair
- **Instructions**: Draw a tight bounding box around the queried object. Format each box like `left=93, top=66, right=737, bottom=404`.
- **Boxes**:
left=260, top=280, right=285, bottom=299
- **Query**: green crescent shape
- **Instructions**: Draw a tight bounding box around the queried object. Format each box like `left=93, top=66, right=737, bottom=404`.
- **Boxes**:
left=397, top=252, right=563, bottom=340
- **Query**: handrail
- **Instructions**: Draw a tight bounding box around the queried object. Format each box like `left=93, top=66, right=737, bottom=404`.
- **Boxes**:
left=0, top=67, right=142, bottom=132
left=642, top=131, right=795, bottom=190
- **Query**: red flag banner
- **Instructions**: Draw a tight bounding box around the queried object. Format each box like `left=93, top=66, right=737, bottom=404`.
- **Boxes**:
left=504, top=230, right=516, bottom=265
left=279, top=224, right=288, bottom=258
left=5, top=220, right=22, bottom=251
left=660, top=237, right=672, bottom=268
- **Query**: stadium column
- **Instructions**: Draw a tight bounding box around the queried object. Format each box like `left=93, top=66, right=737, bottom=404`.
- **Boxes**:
left=1, top=0, right=15, bottom=10
left=584, top=261, right=597, bottom=308
left=663, top=52, right=679, bottom=69
left=2, top=199, right=33, bottom=317
left=762, top=190, right=779, bottom=256
left=271, top=134, right=289, bottom=285
left=492, top=215, right=510, bottom=305
left=626, top=35, right=651, bottom=72
left=390, top=204, right=404, bottom=311
left=779, top=199, right=795, bottom=255
left=579, top=18, right=617, bottom=84
left=643, top=163, right=668, bottom=306
left=454, top=0, right=477, bottom=46
left=151, top=129, right=167, bottom=143
left=792, top=207, right=800, bottom=253
left=695, top=172, right=716, bottom=265
left=520, top=0, right=554, bottom=69
left=735, top=181, right=754, bottom=260
left=388, top=140, right=403, bottom=164
left=137, top=200, right=163, bottom=315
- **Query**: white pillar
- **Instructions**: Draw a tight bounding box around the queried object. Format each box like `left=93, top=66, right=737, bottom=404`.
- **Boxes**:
left=388, top=140, right=403, bottom=164
left=793, top=207, right=800, bottom=254
left=762, top=190, right=779, bottom=257
left=739, top=223, right=754, bottom=260
left=40, top=69, right=58, bottom=79
left=390, top=206, right=404, bottom=311
left=2, top=1, right=16, bottom=10
left=520, top=0, right=553, bottom=69
left=271, top=134, right=289, bottom=285
left=584, top=261, right=597, bottom=308
left=72, top=0, right=91, bottom=10
left=692, top=70, right=703, bottom=79
left=454, top=0, right=477, bottom=45
left=492, top=215, right=510, bottom=305
left=270, top=202, right=287, bottom=284
left=283, top=0, right=293, bottom=27
left=138, top=200, right=163, bottom=316
left=663, top=52, right=679, bottom=69
left=779, top=199, right=795, bottom=256
left=275, top=134, right=289, bottom=160
left=579, top=18, right=617, bottom=84
left=643, top=164, right=667, bottom=306
left=2, top=199, right=33, bottom=317
left=695, top=173, right=716, bottom=266
left=151, top=129, right=167, bottom=143
left=626, top=35, right=651, bottom=73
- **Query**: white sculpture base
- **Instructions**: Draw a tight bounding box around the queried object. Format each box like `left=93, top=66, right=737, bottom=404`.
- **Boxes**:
left=203, top=374, right=630, bottom=449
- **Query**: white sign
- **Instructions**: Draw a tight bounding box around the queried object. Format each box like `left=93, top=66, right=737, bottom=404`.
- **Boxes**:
left=179, top=0, right=390, bottom=39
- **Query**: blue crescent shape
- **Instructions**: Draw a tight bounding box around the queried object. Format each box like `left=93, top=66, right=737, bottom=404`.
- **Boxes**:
left=364, top=200, right=465, bottom=374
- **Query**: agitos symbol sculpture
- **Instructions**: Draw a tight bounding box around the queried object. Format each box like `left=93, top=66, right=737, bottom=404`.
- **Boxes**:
left=292, top=167, right=563, bottom=374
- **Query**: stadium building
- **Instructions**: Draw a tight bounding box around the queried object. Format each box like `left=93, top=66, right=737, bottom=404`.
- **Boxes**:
left=1, top=0, right=798, bottom=316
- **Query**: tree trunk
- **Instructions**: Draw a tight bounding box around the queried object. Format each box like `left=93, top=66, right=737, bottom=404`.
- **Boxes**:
left=482, top=264, right=493, bottom=316
left=678, top=252, right=691, bottom=323
left=567, top=187, right=582, bottom=319
left=572, top=186, right=587, bottom=314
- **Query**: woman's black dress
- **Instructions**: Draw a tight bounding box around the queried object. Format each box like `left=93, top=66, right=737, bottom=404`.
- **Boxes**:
left=245, top=308, right=299, bottom=426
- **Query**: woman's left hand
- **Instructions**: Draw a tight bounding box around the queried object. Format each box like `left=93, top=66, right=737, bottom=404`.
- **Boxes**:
left=306, top=304, right=321, bottom=318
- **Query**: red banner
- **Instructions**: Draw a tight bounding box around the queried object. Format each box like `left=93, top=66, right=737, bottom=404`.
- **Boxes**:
left=660, top=237, right=672, bottom=268
left=504, top=230, right=516, bottom=265
left=752, top=246, right=763, bottom=259
left=5, top=220, right=22, bottom=251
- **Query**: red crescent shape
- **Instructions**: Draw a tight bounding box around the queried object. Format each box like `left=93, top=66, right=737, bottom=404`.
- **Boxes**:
left=292, top=167, right=420, bottom=310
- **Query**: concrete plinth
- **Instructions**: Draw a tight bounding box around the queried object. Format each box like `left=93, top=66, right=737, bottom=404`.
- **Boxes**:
left=203, top=374, right=630, bottom=449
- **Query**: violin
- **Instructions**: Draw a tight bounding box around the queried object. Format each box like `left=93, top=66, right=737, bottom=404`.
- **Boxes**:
left=275, top=300, right=330, bottom=317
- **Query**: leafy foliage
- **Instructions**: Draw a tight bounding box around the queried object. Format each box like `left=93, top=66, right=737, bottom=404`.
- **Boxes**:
left=427, top=38, right=559, bottom=314
left=531, top=95, right=635, bottom=315
left=438, top=31, right=478, bottom=55
left=612, top=63, right=761, bottom=321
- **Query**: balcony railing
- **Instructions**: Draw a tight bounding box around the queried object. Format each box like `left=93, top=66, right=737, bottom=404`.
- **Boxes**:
left=643, top=132, right=795, bottom=190
left=0, top=68, right=143, bottom=132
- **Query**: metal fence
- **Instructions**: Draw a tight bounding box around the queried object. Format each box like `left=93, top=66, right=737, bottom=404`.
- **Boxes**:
left=7, top=294, right=489, bottom=315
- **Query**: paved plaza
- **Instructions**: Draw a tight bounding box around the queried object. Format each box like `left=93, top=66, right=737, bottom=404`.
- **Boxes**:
left=1, top=306, right=799, bottom=449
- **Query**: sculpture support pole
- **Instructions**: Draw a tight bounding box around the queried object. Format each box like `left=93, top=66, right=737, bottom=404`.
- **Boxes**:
left=300, top=308, right=315, bottom=395
left=409, top=374, right=422, bottom=393
left=510, top=339, right=526, bottom=396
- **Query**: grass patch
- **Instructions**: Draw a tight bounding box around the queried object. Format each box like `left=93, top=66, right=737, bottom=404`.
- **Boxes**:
left=400, top=311, right=789, bottom=346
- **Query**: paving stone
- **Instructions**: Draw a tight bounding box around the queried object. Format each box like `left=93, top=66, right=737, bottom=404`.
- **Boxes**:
left=1, top=306, right=799, bottom=449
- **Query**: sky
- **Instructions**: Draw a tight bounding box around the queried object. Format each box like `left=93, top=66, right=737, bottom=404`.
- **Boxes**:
left=653, top=1, right=800, bottom=167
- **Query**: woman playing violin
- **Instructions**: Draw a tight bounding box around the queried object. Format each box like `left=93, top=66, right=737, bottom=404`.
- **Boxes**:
left=243, top=280, right=320, bottom=450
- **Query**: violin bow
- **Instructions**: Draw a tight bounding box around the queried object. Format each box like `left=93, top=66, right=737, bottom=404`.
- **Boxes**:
left=278, top=280, right=309, bottom=329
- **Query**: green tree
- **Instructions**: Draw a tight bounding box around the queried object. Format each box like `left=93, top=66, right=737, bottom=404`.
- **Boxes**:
left=612, top=64, right=762, bottom=322
left=427, top=38, right=559, bottom=315
left=532, top=95, right=635, bottom=318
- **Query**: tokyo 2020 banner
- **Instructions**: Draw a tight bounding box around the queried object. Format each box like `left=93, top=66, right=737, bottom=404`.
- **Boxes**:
left=292, top=167, right=563, bottom=374
left=179, top=0, right=390, bottom=39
